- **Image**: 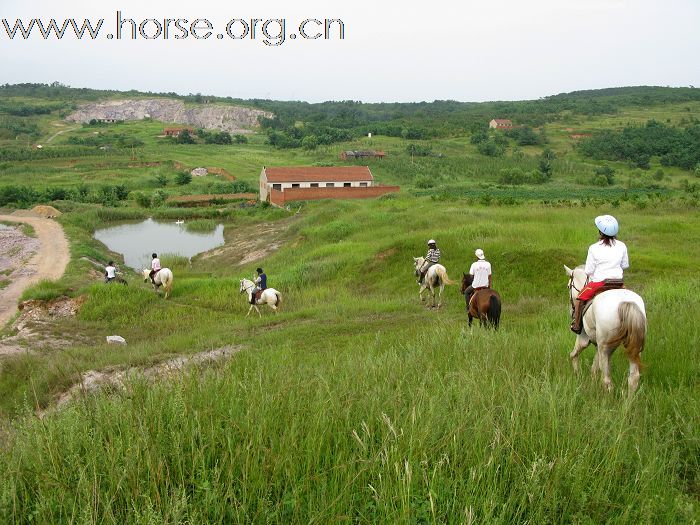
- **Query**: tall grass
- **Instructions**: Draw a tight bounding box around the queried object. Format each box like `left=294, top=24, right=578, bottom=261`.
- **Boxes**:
left=0, top=196, right=698, bottom=523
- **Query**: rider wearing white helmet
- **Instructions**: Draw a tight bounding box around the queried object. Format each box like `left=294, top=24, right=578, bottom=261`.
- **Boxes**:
left=570, top=215, right=629, bottom=333
left=418, top=239, right=441, bottom=284
left=464, top=248, right=492, bottom=305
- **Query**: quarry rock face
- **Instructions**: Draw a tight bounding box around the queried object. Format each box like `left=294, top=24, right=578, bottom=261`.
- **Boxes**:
left=66, top=99, right=273, bottom=133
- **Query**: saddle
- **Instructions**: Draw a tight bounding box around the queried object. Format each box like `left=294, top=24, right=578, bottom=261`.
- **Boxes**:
left=254, top=290, right=263, bottom=301
left=581, top=279, right=625, bottom=317
left=468, top=287, right=489, bottom=308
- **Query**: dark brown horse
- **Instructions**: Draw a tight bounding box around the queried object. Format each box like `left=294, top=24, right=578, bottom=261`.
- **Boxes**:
left=461, top=274, right=502, bottom=329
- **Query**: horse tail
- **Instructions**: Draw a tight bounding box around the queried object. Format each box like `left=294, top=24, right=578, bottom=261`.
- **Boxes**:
left=163, top=271, right=174, bottom=297
left=275, top=292, right=282, bottom=308
left=488, top=294, right=501, bottom=329
left=608, top=302, right=646, bottom=365
left=436, top=266, right=456, bottom=285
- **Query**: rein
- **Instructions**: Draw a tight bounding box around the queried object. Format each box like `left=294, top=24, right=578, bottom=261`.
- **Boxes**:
left=567, top=272, right=590, bottom=310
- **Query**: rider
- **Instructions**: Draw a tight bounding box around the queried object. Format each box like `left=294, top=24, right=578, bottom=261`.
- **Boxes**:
left=418, top=239, right=441, bottom=284
left=149, top=253, right=161, bottom=285
left=250, top=267, right=267, bottom=304
left=104, top=261, right=117, bottom=283
left=570, top=214, right=629, bottom=334
left=465, top=248, right=492, bottom=306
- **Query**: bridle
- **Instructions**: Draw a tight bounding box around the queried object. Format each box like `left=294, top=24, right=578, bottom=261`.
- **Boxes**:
left=567, top=271, right=590, bottom=310
left=240, top=280, right=255, bottom=294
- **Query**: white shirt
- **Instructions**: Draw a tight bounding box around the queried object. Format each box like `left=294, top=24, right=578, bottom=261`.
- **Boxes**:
left=151, top=258, right=161, bottom=271
left=105, top=265, right=116, bottom=279
left=469, top=260, right=492, bottom=288
left=585, top=240, right=629, bottom=281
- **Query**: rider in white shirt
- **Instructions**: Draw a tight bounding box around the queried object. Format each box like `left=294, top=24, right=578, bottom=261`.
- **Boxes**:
left=465, top=248, right=492, bottom=305
left=571, top=215, right=629, bottom=333
left=105, top=261, right=117, bottom=283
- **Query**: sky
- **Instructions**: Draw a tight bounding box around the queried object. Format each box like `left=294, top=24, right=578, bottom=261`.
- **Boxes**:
left=1, top=0, right=699, bottom=103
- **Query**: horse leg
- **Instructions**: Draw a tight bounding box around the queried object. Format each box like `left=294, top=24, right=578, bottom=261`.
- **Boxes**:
left=599, top=346, right=614, bottom=392
left=628, top=355, right=641, bottom=394
left=468, top=314, right=473, bottom=328
left=437, top=285, right=444, bottom=307
left=590, top=348, right=600, bottom=377
left=246, top=305, right=254, bottom=317
left=569, top=335, right=590, bottom=374
left=255, top=305, right=261, bottom=318
left=419, top=284, right=427, bottom=302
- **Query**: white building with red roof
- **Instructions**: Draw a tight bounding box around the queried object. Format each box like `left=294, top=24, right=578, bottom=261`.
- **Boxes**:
left=489, top=119, right=513, bottom=130
left=259, top=166, right=374, bottom=201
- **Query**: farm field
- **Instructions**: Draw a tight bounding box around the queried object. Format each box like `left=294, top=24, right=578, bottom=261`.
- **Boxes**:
left=0, top=85, right=698, bottom=523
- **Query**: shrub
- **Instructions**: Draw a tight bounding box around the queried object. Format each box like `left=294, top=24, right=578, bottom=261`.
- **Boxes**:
left=134, top=192, right=152, bottom=208
left=175, top=172, right=192, bottom=185
left=414, top=175, right=435, bottom=189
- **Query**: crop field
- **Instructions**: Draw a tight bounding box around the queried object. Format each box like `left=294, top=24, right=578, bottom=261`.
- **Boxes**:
left=0, top=86, right=698, bottom=523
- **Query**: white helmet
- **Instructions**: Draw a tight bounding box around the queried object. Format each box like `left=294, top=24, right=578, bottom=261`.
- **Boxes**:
left=475, top=248, right=485, bottom=260
left=427, top=239, right=436, bottom=245
left=594, top=215, right=619, bottom=237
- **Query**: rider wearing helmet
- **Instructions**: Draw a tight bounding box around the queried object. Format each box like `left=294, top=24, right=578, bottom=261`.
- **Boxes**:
left=418, top=239, right=441, bottom=284
left=464, top=248, right=492, bottom=306
left=570, top=215, right=629, bottom=333
left=251, top=267, right=267, bottom=304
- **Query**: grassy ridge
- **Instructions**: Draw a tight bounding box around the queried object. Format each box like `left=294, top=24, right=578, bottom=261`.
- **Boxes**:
left=0, top=197, right=698, bottom=522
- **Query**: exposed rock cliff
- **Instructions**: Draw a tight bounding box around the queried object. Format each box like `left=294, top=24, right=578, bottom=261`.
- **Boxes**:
left=66, top=99, right=272, bottom=133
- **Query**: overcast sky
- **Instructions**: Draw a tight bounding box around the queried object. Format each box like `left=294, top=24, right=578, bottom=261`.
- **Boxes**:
left=2, top=0, right=699, bottom=103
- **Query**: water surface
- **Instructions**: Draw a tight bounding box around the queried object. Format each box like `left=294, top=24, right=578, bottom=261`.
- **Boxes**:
left=94, top=218, right=224, bottom=270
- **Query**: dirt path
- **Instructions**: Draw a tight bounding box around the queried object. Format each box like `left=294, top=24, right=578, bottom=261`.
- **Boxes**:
left=46, top=126, right=78, bottom=143
left=0, top=215, right=70, bottom=328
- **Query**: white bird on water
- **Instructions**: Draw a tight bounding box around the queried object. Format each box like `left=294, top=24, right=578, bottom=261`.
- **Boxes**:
left=175, top=219, right=184, bottom=225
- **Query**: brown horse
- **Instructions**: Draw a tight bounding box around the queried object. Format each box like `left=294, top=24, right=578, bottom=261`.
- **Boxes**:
left=461, top=274, right=502, bottom=329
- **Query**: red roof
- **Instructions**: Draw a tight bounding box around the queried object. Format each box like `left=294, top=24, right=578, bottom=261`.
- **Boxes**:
left=264, top=166, right=373, bottom=183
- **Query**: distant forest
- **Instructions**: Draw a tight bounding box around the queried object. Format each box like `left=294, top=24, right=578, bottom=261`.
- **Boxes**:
left=2, top=83, right=700, bottom=170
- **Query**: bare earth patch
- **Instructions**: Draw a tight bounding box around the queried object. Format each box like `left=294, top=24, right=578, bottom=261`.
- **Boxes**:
left=197, top=216, right=298, bottom=270
left=45, top=345, right=243, bottom=415
left=0, top=296, right=89, bottom=356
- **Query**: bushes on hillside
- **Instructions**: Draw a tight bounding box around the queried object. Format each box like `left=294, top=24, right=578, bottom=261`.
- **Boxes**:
left=0, top=184, right=131, bottom=207
left=579, top=120, right=700, bottom=170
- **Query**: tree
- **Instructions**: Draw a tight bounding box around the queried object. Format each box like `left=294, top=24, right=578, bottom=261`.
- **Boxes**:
left=175, top=130, right=196, bottom=144
left=175, top=172, right=192, bottom=185
left=154, top=173, right=168, bottom=187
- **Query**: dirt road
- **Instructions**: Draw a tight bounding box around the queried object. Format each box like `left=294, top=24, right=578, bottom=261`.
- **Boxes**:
left=0, top=215, right=70, bottom=328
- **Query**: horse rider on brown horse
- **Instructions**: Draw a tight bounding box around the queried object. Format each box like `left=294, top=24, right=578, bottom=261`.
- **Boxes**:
left=464, top=248, right=492, bottom=306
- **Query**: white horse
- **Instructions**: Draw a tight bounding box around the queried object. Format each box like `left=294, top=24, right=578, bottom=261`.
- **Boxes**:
left=239, top=278, right=282, bottom=317
left=142, top=268, right=174, bottom=299
left=564, top=265, right=647, bottom=393
left=413, top=257, right=455, bottom=307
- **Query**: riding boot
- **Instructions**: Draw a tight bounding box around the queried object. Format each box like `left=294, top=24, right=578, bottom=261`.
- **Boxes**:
left=570, top=299, right=584, bottom=334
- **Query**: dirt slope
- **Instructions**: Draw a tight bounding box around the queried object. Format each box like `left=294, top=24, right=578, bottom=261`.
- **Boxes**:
left=0, top=215, right=70, bottom=328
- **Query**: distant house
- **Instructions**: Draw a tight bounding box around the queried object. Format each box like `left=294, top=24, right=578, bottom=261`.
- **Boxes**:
left=489, top=119, right=513, bottom=130
left=163, top=127, right=195, bottom=137
left=569, top=133, right=592, bottom=140
left=259, top=166, right=399, bottom=205
left=340, top=150, right=386, bottom=161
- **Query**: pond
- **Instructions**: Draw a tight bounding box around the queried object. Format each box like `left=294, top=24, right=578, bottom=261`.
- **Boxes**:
left=94, top=218, right=224, bottom=270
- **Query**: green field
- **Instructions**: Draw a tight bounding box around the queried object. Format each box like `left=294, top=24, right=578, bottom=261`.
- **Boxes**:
left=0, top=86, right=698, bottom=523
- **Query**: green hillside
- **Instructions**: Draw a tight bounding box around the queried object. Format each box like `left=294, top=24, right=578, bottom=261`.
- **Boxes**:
left=0, top=85, right=698, bottom=523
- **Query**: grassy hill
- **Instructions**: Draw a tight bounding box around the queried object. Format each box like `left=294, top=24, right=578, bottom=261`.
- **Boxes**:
left=0, top=85, right=698, bottom=523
